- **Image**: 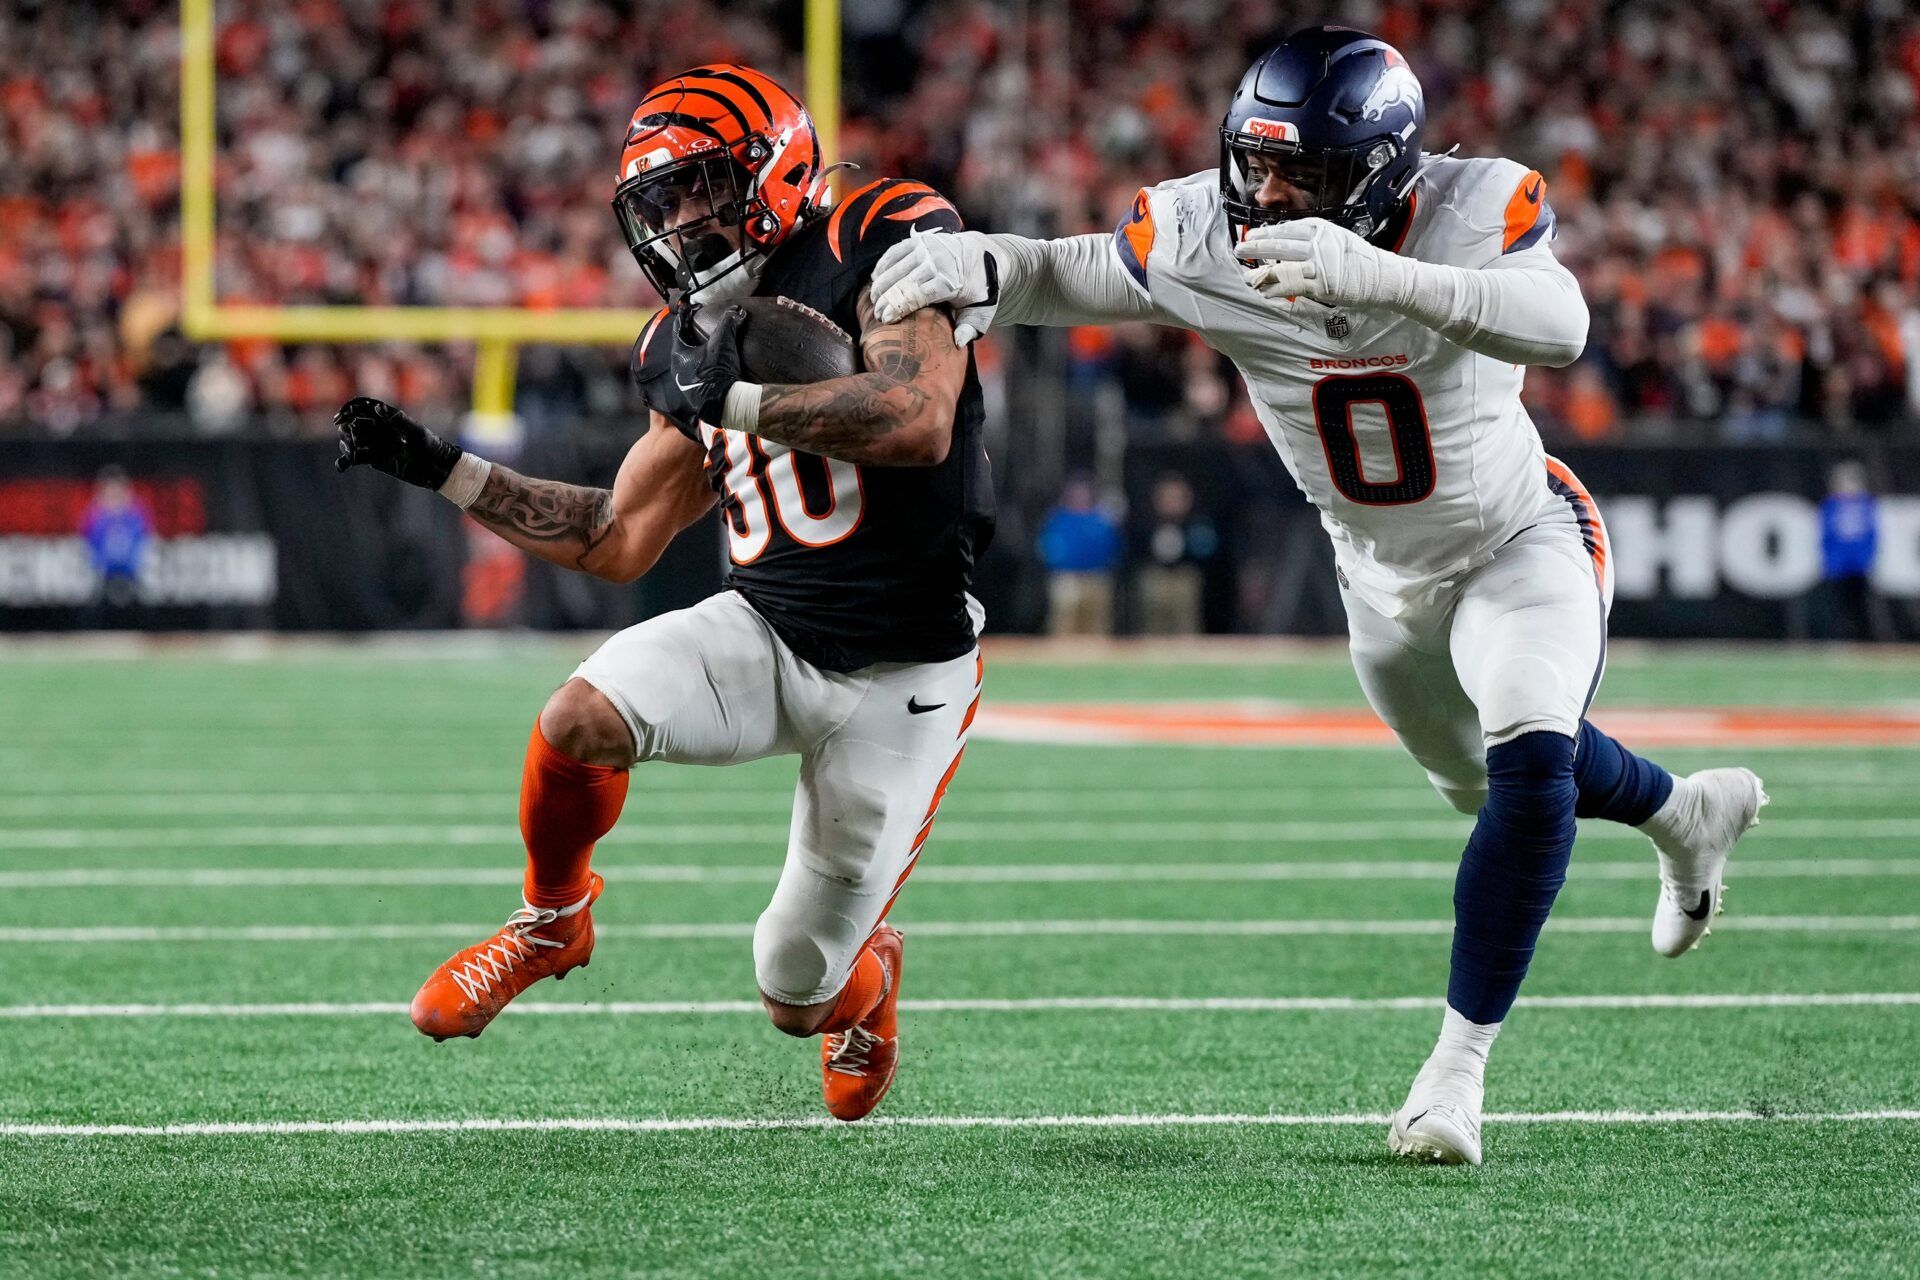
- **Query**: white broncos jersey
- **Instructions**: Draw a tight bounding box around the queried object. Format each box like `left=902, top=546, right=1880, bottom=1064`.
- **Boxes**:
left=1107, top=155, right=1580, bottom=616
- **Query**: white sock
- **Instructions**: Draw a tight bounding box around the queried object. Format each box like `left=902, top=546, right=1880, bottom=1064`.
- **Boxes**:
left=1413, top=1006, right=1500, bottom=1103
left=1639, top=773, right=1697, bottom=842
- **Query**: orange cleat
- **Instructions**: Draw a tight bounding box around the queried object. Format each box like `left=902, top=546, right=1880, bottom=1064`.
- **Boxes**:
left=410, top=874, right=603, bottom=1041
left=821, top=925, right=904, bottom=1121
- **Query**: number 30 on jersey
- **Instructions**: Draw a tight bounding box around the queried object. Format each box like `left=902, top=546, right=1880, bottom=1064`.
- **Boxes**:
left=702, top=425, right=865, bottom=562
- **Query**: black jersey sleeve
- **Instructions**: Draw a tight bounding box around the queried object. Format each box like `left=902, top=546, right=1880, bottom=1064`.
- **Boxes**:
left=823, top=177, right=966, bottom=292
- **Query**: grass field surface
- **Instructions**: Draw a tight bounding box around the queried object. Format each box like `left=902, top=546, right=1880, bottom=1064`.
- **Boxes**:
left=2, top=640, right=1917, bottom=1277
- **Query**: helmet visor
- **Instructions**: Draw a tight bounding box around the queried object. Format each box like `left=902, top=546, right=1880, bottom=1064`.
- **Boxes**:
left=614, top=153, right=753, bottom=263
left=1222, top=132, right=1397, bottom=224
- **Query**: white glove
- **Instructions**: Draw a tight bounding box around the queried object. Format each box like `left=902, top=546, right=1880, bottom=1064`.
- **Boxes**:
left=1236, top=218, right=1405, bottom=312
left=870, top=227, right=999, bottom=345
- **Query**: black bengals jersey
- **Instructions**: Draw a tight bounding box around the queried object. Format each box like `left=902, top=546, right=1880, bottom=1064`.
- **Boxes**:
left=632, top=177, right=995, bottom=673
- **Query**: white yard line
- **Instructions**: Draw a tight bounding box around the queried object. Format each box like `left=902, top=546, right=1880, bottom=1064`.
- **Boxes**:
left=2, top=993, right=1915, bottom=1018
left=4, top=915, right=1916, bottom=945
left=4, top=816, right=1919, bottom=849
left=0, top=765, right=1913, bottom=800
left=3, top=858, right=1916, bottom=890
left=4, top=1109, right=1916, bottom=1139
left=0, top=788, right=1472, bottom=817
left=0, top=790, right=1903, bottom=819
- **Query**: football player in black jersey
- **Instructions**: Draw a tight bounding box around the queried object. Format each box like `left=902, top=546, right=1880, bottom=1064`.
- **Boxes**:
left=334, top=64, right=993, bottom=1122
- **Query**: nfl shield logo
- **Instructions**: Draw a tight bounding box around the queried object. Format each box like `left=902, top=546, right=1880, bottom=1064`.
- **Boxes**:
left=1325, top=311, right=1351, bottom=340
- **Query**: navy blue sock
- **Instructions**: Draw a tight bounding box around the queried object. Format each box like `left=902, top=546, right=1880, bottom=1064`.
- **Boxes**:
left=1447, top=731, right=1578, bottom=1025
left=1572, top=720, right=1674, bottom=826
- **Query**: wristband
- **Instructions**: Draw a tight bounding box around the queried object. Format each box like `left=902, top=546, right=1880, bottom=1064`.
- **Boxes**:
left=439, top=451, right=493, bottom=509
left=721, top=381, right=764, bottom=433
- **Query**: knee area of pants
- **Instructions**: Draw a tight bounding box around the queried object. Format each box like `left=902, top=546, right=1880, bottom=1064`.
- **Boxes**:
left=538, top=680, right=632, bottom=766
left=761, top=998, right=825, bottom=1038
left=1436, top=784, right=1487, bottom=816
left=1474, top=654, right=1570, bottom=729
left=752, top=911, right=835, bottom=1011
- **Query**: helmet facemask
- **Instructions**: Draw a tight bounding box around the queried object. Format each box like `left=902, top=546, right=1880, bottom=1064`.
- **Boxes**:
left=613, top=143, right=781, bottom=301
left=1221, top=130, right=1408, bottom=242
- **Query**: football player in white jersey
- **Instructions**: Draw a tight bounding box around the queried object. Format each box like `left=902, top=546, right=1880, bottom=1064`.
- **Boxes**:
left=871, top=25, right=1768, bottom=1165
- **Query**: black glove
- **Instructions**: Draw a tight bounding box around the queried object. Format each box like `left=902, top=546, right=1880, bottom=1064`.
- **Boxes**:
left=333, top=397, right=462, bottom=490
left=665, top=304, right=748, bottom=430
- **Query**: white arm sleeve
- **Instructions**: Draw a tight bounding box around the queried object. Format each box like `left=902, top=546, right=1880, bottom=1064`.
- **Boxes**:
left=1384, top=246, right=1589, bottom=368
left=983, top=232, right=1159, bottom=329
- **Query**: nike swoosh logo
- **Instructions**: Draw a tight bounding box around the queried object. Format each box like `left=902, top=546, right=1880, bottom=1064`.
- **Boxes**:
left=907, top=697, right=946, bottom=715
left=1524, top=179, right=1543, bottom=205
left=676, top=376, right=705, bottom=394
left=1681, top=890, right=1713, bottom=921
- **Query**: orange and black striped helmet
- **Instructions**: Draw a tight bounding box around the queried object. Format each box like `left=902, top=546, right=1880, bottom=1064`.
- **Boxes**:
left=612, top=65, right=826, bottom=299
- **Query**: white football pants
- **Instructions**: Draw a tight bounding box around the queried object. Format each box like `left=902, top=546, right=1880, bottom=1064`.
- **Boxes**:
left=572, top=589, right=981, bottom=1005
left=1343, top=510, right=1612, bottom=816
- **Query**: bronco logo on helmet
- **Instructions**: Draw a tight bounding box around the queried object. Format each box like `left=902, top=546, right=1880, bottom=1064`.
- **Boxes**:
left=612, top=65, right=828, bottom=300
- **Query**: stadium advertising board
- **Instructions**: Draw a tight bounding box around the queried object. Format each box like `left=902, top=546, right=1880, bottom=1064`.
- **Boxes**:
left=4, top=441, right=1916, bottom=637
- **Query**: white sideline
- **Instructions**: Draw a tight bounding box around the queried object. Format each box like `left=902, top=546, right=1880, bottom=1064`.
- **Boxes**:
left=4, top=857, right=1918, bottom=890
left=0, top=787, right=1465, bottom=816
left=0, top=788, right=1896, bottom=817
left=5, top=816, right=1919, bottom=848
left=3, top=992, right=1916, bottom=1018
left=4, top=915, right=1917, bottom=945
left=4, top=1109, right=1917, bottom=1139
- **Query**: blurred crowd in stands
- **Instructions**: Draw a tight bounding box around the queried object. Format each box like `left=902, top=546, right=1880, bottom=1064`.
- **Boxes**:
left=5, top=0, right=1920, bottom=442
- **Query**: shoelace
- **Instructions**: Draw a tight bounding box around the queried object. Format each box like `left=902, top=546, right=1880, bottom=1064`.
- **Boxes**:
left=448, top=904, right=567, bottom=1004
left=823, top=1024, right=884, bottom=1078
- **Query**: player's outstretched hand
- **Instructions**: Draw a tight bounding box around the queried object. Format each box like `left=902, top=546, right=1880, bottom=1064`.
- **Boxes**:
left=333, top=397, right=462, bottom=490
left=871, top=227, right=999, bottom=345
left=1237, top=218, right=1399, bottom=311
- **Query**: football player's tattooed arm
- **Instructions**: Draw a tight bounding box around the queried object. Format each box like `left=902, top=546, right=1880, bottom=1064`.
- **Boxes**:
left=749, top=289, right=967, bottom=467
left=465, top=414, right=715, bottom=583
left=983, top=232, right=1159, bottom=328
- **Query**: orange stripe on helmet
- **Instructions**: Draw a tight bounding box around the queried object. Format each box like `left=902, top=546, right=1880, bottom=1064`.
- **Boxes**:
left=826, top=177, right=892, bottom=262
left=1503, top=170, right=1547, bottom=252
left=680, top=71, right=773, bottom=134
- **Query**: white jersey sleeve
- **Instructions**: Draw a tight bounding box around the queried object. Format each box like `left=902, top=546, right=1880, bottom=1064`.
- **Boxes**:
left=979, top=176, right=1214, bottom=331
left=1386, top=157, right=1587, bottom=367
left=984, top=231, right=1159, bottom=328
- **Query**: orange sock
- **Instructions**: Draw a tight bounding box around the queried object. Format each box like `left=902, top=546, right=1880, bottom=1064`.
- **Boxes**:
left=519, top=720, right=629, bottom=908
left=816, top=942, right=889, bottom=1035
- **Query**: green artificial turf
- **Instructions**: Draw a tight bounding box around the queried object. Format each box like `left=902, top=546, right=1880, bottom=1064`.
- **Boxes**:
left=1, top=642, right=1916, bottom=1278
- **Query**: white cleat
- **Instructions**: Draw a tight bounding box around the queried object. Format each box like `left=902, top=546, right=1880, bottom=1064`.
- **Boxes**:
left=1645, top=768, right=1769, bottom=958
left=1389, top=1095, right=1483, bottom=1166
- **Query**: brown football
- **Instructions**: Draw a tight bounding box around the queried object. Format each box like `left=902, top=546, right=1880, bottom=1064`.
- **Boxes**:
left=693, top=296, right=860, bottom=384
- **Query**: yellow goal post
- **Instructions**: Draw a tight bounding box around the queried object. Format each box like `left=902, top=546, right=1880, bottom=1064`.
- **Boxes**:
left=177, top=0, right=842, bottom=419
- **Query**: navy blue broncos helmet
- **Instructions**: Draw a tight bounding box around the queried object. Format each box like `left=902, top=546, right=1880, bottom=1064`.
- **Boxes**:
left=1220, top=26, right=1425, bottom=244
